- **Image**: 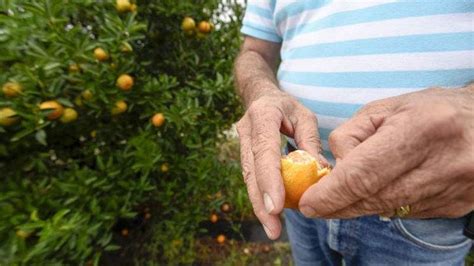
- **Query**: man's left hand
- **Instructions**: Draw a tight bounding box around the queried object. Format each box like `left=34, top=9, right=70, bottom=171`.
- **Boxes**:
left=298, top=85, right=474, bottom=219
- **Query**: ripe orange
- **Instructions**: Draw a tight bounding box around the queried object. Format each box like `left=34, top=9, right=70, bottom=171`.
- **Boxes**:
left=0, top=107, right=19, bottom=127
left=121, top=228, right=129, bottom=237
left=181, top=17, right=196, bottom=31
left=111, top=100, right=127, bottom=115
left=151, top=113, right=165, bottom=127
left=60, top=108, right=78, bottom=123
left=116, top=74, right=134, bottom=91
left=16, top=230, right=31, bottom=239
left=210, top=213, right=218, bottom=223
left=198, top=21, right=212, bottom=34
left=39, top=100, right=64, bottom=120
left=220, top=202, right=231, bottom=213
left=160, top=163, right=169, bottom=173
left=81, top=89, right=93, bottom=101
left=216, top=234, right=226, bottom=244
left=2, top=82, right=22, bottom=97
left=94, top=47, right=108, bottom=61
left=116, top=0, right=132, bottom=12
left=68, top=63, right=80, bottom=73
left=281, top=150, right=330, bottom=209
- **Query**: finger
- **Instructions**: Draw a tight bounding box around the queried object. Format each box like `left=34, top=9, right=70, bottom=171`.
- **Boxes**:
left=299, top=111, right=430, bottom=217
left=292, top=109, right=322, bottom=159
left=249, top=106, right=285, bottom=215
left=237, top=116, right=282, bottom=239
left=319, top=167, right=445, bottom=218
left=329, top=112, right=385, bottom=160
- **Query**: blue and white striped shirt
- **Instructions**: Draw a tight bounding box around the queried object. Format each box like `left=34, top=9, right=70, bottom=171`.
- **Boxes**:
left=241, top=0, right=474, bottom=162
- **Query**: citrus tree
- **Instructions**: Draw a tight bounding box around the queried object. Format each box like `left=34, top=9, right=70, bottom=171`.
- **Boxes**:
left=0, top=0, right=244, bottom=264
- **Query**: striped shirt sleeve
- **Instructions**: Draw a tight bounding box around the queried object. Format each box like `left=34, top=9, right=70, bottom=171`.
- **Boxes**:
left=241, top=0, right=282, bottom=43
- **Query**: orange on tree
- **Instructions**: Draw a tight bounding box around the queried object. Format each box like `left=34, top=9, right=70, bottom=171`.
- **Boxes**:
left=116, top=74, right=134, bottom=91
left=160, top=163, right=169, bottom=173
left=151, top=113, right=165, bottom=127
left=216, top=234, right=226, bottom=244
left=16, top=230, right=31, bottom=239
left=81, top=89, right=93, bottom=101
left=210, top=213, right=218, bottom=223
left=0, top=107, right=20, bottom=126
left=93, top=47, right=108, bottom=61
left=116, top=0, right=132, bottom=13
left=111, top=100, right=127, bottom=115
left=281, top=150, right=330, bottom=209
left=39, top=100, right=64, bottom=120
left=130, top=3, right=137, bottom=13
left=74, top=96, right=83, bottom=107
left=220, top=202, right=231, bottom=213
left=2, top=81, right=22, bottom=97
left=181, top=17, right=196, bottom=31
left=144, top=212, right=151, bottom=220
left=198, top=21, right=212, bottom=34
left=68, top=63, right=80, bottom=73
left=121, top=228, right=129, bottom=237
left=60, top=108, right=78, bottom=123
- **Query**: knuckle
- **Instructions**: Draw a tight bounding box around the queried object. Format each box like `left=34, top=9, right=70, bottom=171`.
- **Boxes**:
left=344, top=164, right=380, bottom=198
left=328, top=129, right=343, bottom=148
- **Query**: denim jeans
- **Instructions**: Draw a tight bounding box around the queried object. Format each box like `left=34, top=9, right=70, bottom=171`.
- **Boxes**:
left=285, top=210, right=472, bottom=265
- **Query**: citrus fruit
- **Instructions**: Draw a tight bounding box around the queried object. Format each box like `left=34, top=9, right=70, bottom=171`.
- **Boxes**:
left=151, top=113, right=165, bottom=127
left=220, top=202, right=231, bottom=213
left=281, top=150, right=330, bottom=209
left=160, top=163, right=169, bottom=173
left=130, top=3, right=137, bottom=12
left=68, top=64, right=80, bottom=73
left=0, top=107, right=19, bottom=126
left=39, top=100, right=64, bottom=120
left=2, top=82, right=22, bottom=97
left=181, top=17, right=196, bottom=31
left=198, top=21, right=212, bottom=34
left=60, top=108, right=78, bottom=123
left=93, top=47, right=108, bottom=61
left=210, top=213, right=218, bottom=223
left=74, top=96, right=83, bottom=107
left=144, top=212, right=151, bottom=220
left=116, top=0, right=132, bottom=12
left=81, top=89, right=93, bottom=101
left=116, top=74, right=134, bottom=91
left=111, top=100, right=127, bottom=115
left=121, top=228, right=129, bottom=237
left=216, top=234, right=226, bottom=244
left=16, top=230, right=31, bottom=239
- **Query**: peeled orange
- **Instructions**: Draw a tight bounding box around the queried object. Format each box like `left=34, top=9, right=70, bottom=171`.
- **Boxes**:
left=281, top=150, right=330, bottom=209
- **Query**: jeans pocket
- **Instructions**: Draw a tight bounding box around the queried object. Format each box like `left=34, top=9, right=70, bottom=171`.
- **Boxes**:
left=393, top=217, right=472, bottom=251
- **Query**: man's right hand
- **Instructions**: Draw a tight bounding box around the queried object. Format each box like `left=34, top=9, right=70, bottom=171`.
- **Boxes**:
left=236, top=89, right=324, bottom=239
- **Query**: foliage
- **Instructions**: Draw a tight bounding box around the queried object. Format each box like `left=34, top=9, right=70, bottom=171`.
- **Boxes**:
left=0, top=0, right=244, bottom=264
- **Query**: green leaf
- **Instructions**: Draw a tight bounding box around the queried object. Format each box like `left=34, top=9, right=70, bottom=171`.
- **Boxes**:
left=35, top=129, right=47, bottom=146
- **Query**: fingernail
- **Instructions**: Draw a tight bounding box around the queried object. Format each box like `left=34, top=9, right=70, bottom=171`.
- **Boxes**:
left=300, top=206, right=316, bottom=217
left=263, top=193, right=274, bottom=213
left=262, top=224, right=273, bottom=239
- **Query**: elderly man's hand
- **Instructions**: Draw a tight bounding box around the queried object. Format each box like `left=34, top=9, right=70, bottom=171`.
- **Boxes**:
left=299, top=85, right=474, bottom=219
left=237, top=90, right=325, bottom=239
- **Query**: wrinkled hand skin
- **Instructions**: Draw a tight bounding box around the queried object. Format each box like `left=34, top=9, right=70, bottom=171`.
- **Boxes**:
left=299, top=85, right=474, bottom=219
left=237, top=89, right=326, bottom=239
